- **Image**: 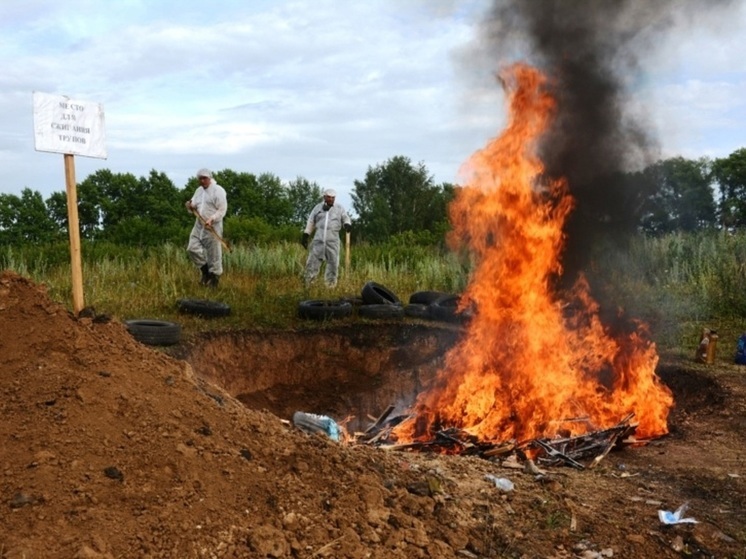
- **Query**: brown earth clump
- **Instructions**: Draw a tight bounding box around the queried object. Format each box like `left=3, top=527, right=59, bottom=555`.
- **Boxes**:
left=1, top=270, right=744, bottom=558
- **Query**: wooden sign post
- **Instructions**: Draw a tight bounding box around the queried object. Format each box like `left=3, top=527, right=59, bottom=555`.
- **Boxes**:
left=33, top=92, right=107, bottom=315
left=64, top=154, right=85, bottom=313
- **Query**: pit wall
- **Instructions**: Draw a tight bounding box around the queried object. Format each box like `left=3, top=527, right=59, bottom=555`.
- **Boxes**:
left=184, top=323, right=461, bottom=431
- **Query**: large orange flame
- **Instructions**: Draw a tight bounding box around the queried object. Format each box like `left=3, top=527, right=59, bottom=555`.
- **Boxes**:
left=395, top=64, right=673, bottom=444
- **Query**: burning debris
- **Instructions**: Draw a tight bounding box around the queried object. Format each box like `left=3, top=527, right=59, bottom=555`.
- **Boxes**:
left=378, top=64, right=673, bottom=456
left=329, top=64, right=673, bottom=467
left=352, top=406, right=639, bottom=471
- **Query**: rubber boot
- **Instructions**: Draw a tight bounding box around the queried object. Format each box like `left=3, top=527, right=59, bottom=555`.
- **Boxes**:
left=200, top=264, right=210, bottom=285
left=207, top=273, right=219, bottom=289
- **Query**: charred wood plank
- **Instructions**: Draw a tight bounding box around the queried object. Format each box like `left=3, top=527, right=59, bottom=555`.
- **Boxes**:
left=587, top=431, right=622, bottom=469
left=364, top=404, right=396, bottom=435
left=533, top=439, right=586, bottom=469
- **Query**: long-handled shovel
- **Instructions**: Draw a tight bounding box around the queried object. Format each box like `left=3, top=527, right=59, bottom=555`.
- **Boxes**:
left=345, top=230, right=351, bottom=277
left=191, top=208, right=232, bottom=252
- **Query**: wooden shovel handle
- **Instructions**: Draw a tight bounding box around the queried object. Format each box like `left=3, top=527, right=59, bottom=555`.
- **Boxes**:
left=191, top=207, right=231, bottom=252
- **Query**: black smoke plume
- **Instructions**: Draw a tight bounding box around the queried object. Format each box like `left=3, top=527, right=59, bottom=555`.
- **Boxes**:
left=479, top=0, right=734, bottom=285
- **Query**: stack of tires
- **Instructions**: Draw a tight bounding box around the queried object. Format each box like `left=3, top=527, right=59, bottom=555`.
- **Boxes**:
left=296, top=281, right=470, bottom=324
left=358, top=281, right=404, bottom=320
left=297, top=299, right=354, bottom=321
left=425, top=293, right=469, bottom=324
left=357, top=282, right=470, bottom=323
left=406, top=290, right=471, bottom=324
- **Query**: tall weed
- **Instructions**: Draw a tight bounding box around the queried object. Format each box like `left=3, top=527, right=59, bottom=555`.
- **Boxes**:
left=4, top=232, right=746, bottom=353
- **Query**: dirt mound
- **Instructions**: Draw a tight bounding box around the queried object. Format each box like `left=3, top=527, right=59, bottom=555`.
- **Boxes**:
left=1, top=271, right=744, bottom=558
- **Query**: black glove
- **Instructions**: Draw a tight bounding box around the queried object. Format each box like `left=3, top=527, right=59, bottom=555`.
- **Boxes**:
left=343, top=223, right=351, bottom=233
left=301, top=232, right=309, bottom=249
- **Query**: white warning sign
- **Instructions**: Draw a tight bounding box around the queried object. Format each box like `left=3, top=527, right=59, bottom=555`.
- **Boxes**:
left=32, top=91, right=107, bottom=159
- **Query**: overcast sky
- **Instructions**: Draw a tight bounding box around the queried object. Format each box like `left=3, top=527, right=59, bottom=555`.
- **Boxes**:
left=1, top=0, right=745, bottom=213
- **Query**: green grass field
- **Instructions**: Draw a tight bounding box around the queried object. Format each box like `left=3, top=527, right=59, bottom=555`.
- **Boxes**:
left=3, top=230, right=746, bottom=358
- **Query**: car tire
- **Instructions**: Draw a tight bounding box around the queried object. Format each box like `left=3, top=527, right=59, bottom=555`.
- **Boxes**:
left=358, top=303, right=404, bottom=320
left=404, top=303, right=431, bottom=319
left=361, top=281, right=401, bottom=305
left=429, top=294, right=471, bottom=324
left=177, top=298, right=231, bottom=318
left=298, top=299, right=353, bottom=320
left=408, top=290, right=448, bottom=305
left=125, top=319, right=181, bottom=346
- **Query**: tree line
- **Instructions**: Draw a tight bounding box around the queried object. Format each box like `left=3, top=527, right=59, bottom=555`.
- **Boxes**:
left=1, top=149, right=745, bottom=247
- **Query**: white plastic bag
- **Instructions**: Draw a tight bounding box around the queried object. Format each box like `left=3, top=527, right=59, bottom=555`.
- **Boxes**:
left=658, top=503, right=698, bottom=525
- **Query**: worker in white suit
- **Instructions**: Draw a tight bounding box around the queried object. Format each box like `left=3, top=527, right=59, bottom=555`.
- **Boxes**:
left=301, top=188, right=351, bottom=288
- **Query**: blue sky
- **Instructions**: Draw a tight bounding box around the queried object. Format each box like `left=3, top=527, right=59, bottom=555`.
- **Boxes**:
left=1, top=0, right=745, bottom=213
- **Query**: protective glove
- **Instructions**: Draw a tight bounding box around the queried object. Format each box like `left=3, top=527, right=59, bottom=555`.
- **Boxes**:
left=301, top=232, right=309, bottom=249
left=343, top=223, right=351, bottom=233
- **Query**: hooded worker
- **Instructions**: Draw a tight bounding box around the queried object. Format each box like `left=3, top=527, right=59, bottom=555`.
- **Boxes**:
left=301, top=188, right=351, bottom=287
left=185, top=168, right=228, bottom=288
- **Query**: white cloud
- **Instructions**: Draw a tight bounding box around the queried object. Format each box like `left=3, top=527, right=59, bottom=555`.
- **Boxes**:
left=0, top=0, right=744, bottom=215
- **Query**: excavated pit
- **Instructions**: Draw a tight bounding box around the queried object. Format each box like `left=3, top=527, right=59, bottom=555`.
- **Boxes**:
left=181, top=323, right=729, bottom=439
left=184, top=323, right=463, bottom=432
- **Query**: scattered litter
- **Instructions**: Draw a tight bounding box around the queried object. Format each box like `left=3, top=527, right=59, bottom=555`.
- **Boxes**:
left=611, top=471, right=639, bottom=478
left=573, top=542, right=614, bottom=558
left=658, top=503, right=698, bottom=525
left=524, top=458, right=546, bottom=475
left=501, top=454, right=524, bottom=469
left=578, top=549, right=614, bottom=559
left=485, top=474, right=514, bottom=492
left=292, top=411, right=341, bottom=441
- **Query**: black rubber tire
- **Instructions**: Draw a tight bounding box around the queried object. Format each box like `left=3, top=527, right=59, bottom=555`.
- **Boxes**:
left=358, top=303, right=404, bottom=320
left=339, top=296, right=364, bottom=308
left=428, top=294, right=467, bottom=324
left=125, top=319, right=181, bottom=346
left=404, top=303, right=431, bottom=319
left=361, top=281, right=401, bottom=306
left=408, top=290, right=448, bottom=305
left=298, top=299, right=353, bottom=320
left=177, top=298, right=231, bottom=318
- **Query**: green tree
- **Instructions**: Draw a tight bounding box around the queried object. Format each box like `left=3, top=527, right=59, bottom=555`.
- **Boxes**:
left=83, top=169, right=141, bottom=234
left=106, top=170, right=183, bottom=245
left=69, top=169, right=184, bottom=245
left=203, top=169, right=260, bottom=220
left=256, top=172, right=294, bottom=227
left=351, top=156, right=453, bottom=243
left=199, top=170, right=293, bottom=226
left=45, top=176, right=107, bottom=241
left=712, top=147, right=746, bottom=229
left=639, top=157, right=716, bottom=235
left=0, top=188, right=60, bottom=244
left=286, top=176, right=323, bottom=227
left=46, top=191, right=71, bottom=236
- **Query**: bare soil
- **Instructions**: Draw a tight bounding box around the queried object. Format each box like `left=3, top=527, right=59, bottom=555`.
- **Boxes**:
left=1, top=270, right=744, bottom=558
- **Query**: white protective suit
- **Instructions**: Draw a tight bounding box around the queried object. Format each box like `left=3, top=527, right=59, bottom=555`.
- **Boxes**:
left=187, top=179, right=227, bottom=277
left=303, top=200, right=351, bottom=287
